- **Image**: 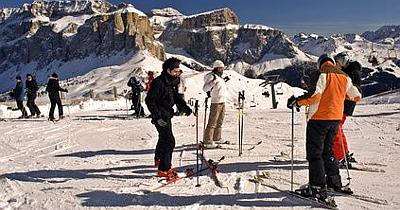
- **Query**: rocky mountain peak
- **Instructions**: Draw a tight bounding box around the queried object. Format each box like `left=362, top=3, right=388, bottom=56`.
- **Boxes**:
left=181, top=8, right=239, bottom=29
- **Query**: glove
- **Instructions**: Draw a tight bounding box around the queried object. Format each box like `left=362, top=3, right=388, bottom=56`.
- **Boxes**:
left=157, top=118, right=168, bottom=127
left=206, top=91, right=211, bottom=98
left=184, top=107, right=192, bottom=116
left=223, top=76, right=230, bottom=82
left=64, top=89, right=69, bottom=93
left=287, top=95, right=300, bottom=109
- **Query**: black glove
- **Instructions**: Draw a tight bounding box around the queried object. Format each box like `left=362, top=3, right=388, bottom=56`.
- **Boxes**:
left=184, top=107, right=192, bottom=116
left=287, top=95, right=300, bottom=109
left=224, top=76, right=230, bottom=82
left=206, top=91, right=211, bottom=98
left=64, top=89, right=69, bottom=93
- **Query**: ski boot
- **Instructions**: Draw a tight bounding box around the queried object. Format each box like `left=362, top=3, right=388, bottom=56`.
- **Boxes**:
left=296, top=184, right=329, bottom=201
left=327, top=175, right=353, bottom=195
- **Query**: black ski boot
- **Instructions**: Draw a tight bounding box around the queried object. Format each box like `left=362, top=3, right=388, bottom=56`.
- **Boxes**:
left=346, top=153, right=357, bottom=163
left=297, top=184, right=329, bottom=201
left=327, top=175, right=353, bottom=195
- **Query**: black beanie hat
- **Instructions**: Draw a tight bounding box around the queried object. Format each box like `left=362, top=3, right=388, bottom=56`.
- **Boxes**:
left=16, top=75, right=22, bottom=80
left=52, top=73, right=59, bottom=78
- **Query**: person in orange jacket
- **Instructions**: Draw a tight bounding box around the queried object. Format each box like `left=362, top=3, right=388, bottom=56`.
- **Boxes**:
left=287, top=54, right=361, bottom=200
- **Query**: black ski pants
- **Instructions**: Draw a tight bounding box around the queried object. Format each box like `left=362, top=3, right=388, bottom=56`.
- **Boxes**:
left=16, top=100, right=27, bottom=117
left=306, top=120, right=341, bottom=188
left=132, top=92, right=144, bottom=117
left=49, top=95, right=63, bottom=119
left=154, top=118, right=175, bottom=171
left=27, top=93, right=41, bottom=116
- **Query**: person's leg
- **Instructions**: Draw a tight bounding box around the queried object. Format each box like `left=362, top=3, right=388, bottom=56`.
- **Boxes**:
left=323, top=121, right=343, bottom=189
left=306, top=120, right=328, bottom=188
left=32, top=94, right=41, bottom=116
left=56, top=97, right=63, bottom=117
left=49, top=97, right=56, bottom=120
left=332, top=114, right=347, bottom=160
left=155, top=119, right=175, bottom=172
left=27, top=95, right=35, bottom=116
left=213, top=103, right=225, bottom=142
left=204, top=103, right=219, bottom=144
left=131, top=93, right=138, bottom=111
left=17, top=100, right=27, bottom=117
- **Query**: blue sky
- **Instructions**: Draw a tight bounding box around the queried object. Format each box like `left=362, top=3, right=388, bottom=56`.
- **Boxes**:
left=1, top=0, right=399, bottom=36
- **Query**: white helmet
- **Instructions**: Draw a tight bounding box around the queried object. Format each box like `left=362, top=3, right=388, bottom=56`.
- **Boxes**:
left=212, top=60, right=225, bottom=69
left=334, top=52, right=350, bottom=67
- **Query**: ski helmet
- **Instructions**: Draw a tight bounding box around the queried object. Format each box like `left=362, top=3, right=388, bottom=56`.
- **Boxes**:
left=334, top=52, right=350, bottom=67
left=317, top=54, right=335, bottom=69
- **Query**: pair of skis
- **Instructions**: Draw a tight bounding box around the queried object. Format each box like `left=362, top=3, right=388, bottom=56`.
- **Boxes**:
left=142, top=156, right=225, bottom=194
left=250, top=172, right=338, bottom=209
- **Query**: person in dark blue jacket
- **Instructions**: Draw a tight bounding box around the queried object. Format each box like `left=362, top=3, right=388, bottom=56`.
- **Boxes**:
left=26, top=74, right=42, bottom=118
left=46, top=73, right=68, bottom=121
left=13, top=76, right=28, bottom=118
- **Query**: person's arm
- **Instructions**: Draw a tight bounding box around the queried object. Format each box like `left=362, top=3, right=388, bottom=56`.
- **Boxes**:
left=57, top=81, right=68, bottom=92
left=145, top=79, right=162, bottom=120
left=203, top=73, right=216, bottom=92
left=297, top=73, right=327, bottom=106
left=346, top=77, right=362, bottom=102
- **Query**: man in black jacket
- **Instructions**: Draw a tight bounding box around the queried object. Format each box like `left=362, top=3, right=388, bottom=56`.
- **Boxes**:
left=145, top=58, right=192, bottom=178
left=46, top=73, right=68, bottom=121
left=332, top=52, right=362, bottom=167
left=26, top=74, right=42, bottom=118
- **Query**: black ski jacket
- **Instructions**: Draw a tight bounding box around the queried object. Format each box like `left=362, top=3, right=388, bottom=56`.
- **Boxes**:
left=46, top=77, right=67, bottom=98
left=26, top=79, right=39, bottom=96
left=145, top=71, right=190, bottom=123
left=342, top=61, right=362, bottom=116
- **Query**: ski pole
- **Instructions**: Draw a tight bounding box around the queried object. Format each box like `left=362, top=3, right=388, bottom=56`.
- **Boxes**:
left=125, top=93, right=129, bottom=117
left=290, top=106, right=294, bottom=192
left=240, top=90, right=245, bottom=156
left=338, top=121, right=352, bottom=184
left=195, top=100, right=200, bottom=187
left=238, top=91, right=241, bottom=156
left=203, top=97, right=208, bottom=134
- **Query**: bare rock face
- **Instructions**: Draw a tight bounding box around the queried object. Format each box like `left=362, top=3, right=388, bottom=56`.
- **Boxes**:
left=159, top=8, right=297, bottom=65
left=0, top=0, right=165, bottom=80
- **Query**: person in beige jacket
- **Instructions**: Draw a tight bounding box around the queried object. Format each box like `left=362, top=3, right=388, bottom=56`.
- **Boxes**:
left=202, top=60, right=228, bottom=149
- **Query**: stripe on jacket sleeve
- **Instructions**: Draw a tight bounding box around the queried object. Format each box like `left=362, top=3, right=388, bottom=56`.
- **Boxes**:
left=346, top=77, right=362, bottom=102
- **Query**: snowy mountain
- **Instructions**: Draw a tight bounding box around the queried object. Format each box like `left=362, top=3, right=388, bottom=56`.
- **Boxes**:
left=148, top=7, right=184, bottom=38
left=157, top=8, right=311, bottom=77
left=362, top=25, right=400, bottom=44
left=0, top=0, right=164, bottom=92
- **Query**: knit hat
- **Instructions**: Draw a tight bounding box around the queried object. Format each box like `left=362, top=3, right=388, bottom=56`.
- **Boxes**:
left=212, top=60, right=225, bottom=69
left=16, top=75, right=22, bottom=80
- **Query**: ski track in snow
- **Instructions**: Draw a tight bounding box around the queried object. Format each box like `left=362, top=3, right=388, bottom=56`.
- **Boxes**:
left=0, top=104, right=399, bottom=209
